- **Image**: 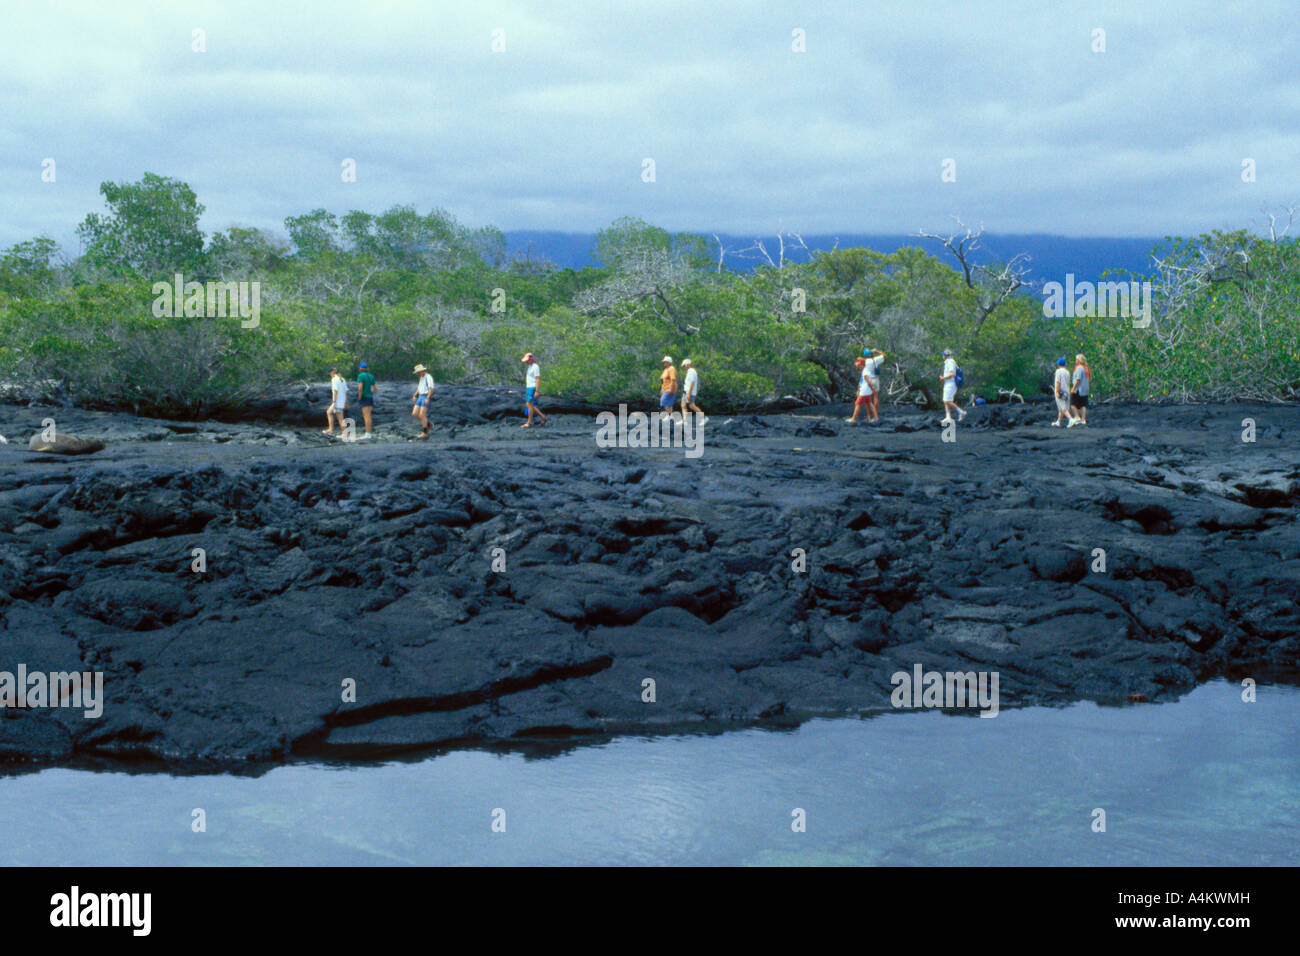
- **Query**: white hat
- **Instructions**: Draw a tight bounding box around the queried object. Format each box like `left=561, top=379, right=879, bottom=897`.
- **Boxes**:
left=662, top=355, right=673, bottom=363
left=681, top=359, right=692, bottom=367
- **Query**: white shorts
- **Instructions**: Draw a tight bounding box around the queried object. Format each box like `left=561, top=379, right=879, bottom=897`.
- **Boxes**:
left=1055, top=395, right=1069, bottom=412
left=332, top=402, right=347, bottom=414
left=942, top=382, right=957, bottom=403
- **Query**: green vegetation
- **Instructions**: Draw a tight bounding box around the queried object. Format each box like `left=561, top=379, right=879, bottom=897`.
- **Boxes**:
left=1, top=173, right=1296, bottom=415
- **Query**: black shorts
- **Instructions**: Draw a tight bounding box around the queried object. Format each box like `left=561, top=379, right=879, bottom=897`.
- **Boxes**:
left=359, top=397, right=373, bottom=408
left=1073, top=394, right=1088, bottom=408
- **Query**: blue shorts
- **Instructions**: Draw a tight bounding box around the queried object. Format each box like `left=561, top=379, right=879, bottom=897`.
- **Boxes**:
left=414, top=395, right=429, bottom=408
left=525, top=387, right=537, bottom=404
left=359, top=397, right=373, bottom=408
left=659, top=392, right=676, bottom=408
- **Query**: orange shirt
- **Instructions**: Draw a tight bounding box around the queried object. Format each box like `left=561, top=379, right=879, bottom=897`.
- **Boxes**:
left=661, top=366, right=677, bottom=394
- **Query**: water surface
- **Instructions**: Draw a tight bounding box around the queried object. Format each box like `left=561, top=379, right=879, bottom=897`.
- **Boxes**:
left=3, top=680, right=1296, bottom=865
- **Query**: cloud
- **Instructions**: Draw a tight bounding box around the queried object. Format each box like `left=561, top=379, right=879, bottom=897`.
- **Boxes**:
left=1, top=0, right=1296, bottom=251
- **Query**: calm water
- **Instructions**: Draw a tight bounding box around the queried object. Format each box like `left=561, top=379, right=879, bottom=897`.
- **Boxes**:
left=3, top=680, right=1297, bottom=866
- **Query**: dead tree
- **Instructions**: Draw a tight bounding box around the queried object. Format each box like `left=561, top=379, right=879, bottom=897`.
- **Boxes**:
left=917, top=219, right=1031, bottom=335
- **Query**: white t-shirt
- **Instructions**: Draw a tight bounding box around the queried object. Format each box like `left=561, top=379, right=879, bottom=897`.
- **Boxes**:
left=417, top=373, right=434, bottom=396
left=525, top=362, right=540, bottom=388
left=683, top=367, right=698, bottom=397
left=865, top=355, right=884, bottom=382
left=331, top=376, right=347, bottom=407
left=1053, top=366, right=1071, bottom=398
left=857, top=370, right=873, bottom=397
left=942, top=357, right=956, bottom=382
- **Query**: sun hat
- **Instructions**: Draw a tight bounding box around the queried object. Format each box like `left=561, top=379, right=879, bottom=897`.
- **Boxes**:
left=662, top=355, right=673, bottom=363
left=413, top=364, right=427, bottom=374
left=520, top=353, right=535, bottom=362
left=681, top=359, right=692, bottom=367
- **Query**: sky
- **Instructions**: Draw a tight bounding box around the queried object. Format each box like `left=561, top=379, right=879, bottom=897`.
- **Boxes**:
left=2, top=0, right=1297, bottom=252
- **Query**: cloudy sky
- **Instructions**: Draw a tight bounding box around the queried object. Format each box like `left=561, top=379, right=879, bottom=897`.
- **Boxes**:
left=2, top=0, right=1297, bottom=251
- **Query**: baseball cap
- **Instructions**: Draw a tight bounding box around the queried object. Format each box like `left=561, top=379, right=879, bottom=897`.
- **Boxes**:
left=520, top=353, right=535, bottom=362
left=942, top=349, right=953, bottom=357
left=682, top=359, right=692, bottom=367
left=1056, top=357, right=1066, bottom=366
left=359, top=362, right=368, bottom=369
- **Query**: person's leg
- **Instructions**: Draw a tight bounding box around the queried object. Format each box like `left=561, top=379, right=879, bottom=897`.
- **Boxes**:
left=362, top=405, right=372, bottom=435
left=323, top=406, right=336, bottom=435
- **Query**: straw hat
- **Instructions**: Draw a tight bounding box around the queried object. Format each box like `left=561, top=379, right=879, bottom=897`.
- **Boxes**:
left=413, top=364, right=428, bottom=374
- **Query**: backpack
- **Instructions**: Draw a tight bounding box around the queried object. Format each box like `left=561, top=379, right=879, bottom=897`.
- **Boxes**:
left=954, top=366, right=964, bottom=388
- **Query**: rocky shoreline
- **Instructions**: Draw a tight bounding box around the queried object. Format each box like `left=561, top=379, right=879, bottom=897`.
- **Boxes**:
left=1, top=387, right=1297, bottom=770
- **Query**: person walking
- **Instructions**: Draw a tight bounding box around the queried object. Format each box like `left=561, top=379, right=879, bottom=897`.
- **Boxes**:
left=659, top=356, right=677, bottom=421
left=1050, top=357, right=1074, bottom=427
left=679, top=359, right=703, bottom=419
left=1068, top=353, right=1091, bottom=427
left=322, top=368, right=348, bottom=437
left=521, top=352, right=548, bottom=428
left=939, top=349, right=965, bottom=425
left=411, top=363, right=434, bottom=439
left=863, top=347, right=886, bottom=423
left=845, top=357, right=873, bottom=423
left=355, top=361, right=376, bottom=439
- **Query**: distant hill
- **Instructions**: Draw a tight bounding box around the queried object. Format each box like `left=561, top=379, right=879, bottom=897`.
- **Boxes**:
left=504, top=231, right=1164, bottom=286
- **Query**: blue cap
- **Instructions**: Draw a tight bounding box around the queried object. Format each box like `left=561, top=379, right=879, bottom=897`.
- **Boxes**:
left=862, top=347, right=871, bottom=357
left=359, top=362, right=368, bottom=369
left=942, top=349, right=952, bottom=357
left=1056, top=357, right=1066, bottom=366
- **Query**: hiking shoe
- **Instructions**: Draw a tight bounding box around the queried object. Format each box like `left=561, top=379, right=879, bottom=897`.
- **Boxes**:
left=1066, top=418, right=1079, bottom=428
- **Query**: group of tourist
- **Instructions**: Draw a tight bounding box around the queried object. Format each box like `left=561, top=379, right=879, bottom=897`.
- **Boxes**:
left=843, top=348, right=1093, bottom=428
left=320, top=347, right=1093, bottom=439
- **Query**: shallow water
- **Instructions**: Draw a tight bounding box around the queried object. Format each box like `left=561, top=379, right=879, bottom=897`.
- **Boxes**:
left=3, top=680, right=1296, bottom=866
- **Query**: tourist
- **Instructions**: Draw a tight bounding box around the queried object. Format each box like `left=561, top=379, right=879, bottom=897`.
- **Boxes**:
left=1068, top=353, right=1091, bottom=427
left=355, top=361, right=376, bottom=439
left=322, top=368, right=348, bottom=437
left=411, top=363, right=434, bottom=439
left=521, top=352, right=548, bottom=428
left=680, top=359, right=703, bottom=419
left=659, top=355, right=677, bottom=421
left=863, top=347, right=886, bottom=423
left=940, top=349, right=965, bottom=425
left=1050, top=357, right=1073, bottom=427
left=845, top=357, right=873, bottom=423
